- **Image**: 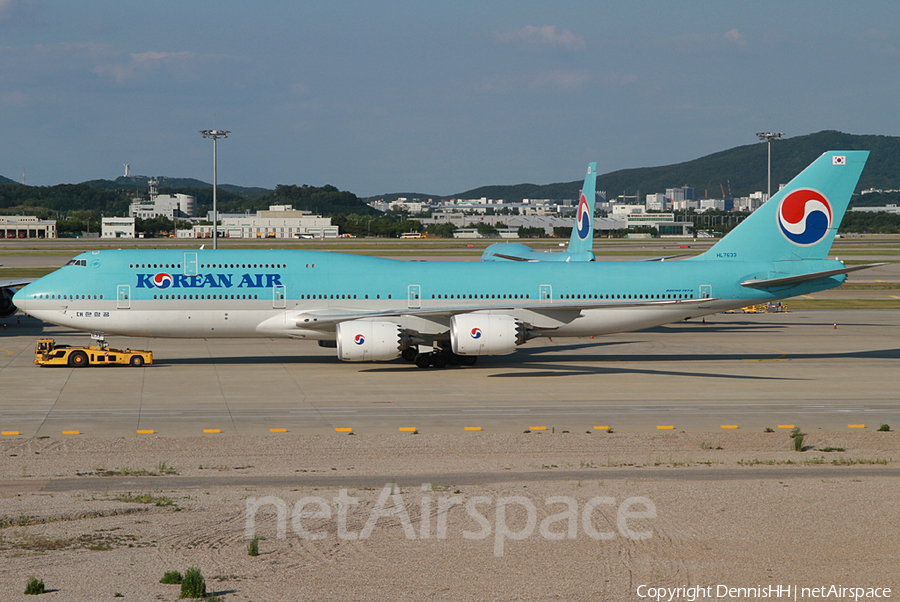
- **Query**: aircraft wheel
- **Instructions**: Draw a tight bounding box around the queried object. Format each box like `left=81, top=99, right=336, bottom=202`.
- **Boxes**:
left=414, top=354, right=431, bottom=369
left=130, top=355, right=144, bottom=367
left=430, top=353, right=448, bottom=369
left=68, top=350, right=88, bottom=367
left=401, top=348, right=418, bottom=362
left=447, top=353, right=461, bottom=366
left=461, top=355, right=478, bottom=366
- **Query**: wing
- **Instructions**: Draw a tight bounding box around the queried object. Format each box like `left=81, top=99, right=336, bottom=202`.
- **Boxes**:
left=293, top=297, right=720, bottom=330
left=0, top=278, right=37, bottom=288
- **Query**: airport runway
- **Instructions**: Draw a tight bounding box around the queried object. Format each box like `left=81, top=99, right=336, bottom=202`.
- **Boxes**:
left=1, top=309, right=898, bottom=437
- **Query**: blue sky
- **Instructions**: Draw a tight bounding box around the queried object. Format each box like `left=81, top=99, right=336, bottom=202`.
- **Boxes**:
left=1, top=1, right=898, bottom=195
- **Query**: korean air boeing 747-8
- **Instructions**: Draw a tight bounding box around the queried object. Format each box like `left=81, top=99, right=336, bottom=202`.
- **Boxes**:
left=12, top=151, right=879, bottom=368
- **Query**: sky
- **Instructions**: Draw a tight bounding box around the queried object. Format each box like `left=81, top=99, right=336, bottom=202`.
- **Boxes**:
left=1, top=0, right=899, bottom=196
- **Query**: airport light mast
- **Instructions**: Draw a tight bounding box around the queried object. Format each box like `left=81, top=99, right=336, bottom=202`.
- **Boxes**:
left=200, top=129, right=230, bottom=249
left=756, top=132, right=783, bottom=201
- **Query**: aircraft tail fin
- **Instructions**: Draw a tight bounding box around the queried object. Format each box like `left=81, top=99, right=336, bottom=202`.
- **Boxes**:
left=694, top=151, right=868, bottom=262
left=567, top=162, right=597, bottom=255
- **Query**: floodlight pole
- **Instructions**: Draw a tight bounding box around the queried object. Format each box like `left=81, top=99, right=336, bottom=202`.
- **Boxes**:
left=756, top=132, right=783, bottom=200
left=200, top=129, right=230, bottom=249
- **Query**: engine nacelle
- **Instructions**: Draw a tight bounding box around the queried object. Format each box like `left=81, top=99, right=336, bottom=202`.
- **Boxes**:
left=0, top=287, right=17, bottom=318
left=336, top=321, right=402, bottom=362
left=451, top=314, right=526, bottom=356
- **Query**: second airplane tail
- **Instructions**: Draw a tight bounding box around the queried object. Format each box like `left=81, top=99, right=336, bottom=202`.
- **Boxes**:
left=566, top=162, right=597, bottom=256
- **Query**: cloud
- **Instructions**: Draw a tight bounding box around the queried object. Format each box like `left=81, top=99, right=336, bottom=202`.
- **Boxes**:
left=672, top=102, right=741, bottom=115
left=666, top=28, right=748, bottom=53
left=722, top=28, right=746, bottom=47
left=474, top=69, right=594, bottom=94
left=0, top=0, right=19, bottom=19
left=0, top=0, right=37, bottom=22
left=92, top=50, right=200, bottom=84
left=529, top=70, right=590, bottom=90
left=0, top=90, right=28, bottom=107
left=494, top=25, right=586, bottom=52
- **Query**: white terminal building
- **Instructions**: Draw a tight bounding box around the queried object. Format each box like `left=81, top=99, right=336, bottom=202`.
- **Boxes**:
left=129, top=180, right=196, bottom=220
left=101, top=217, right=136, bottom=239
left=0, top=216, right=57, bottom=239
left=179, top=205, right=338, bottom=239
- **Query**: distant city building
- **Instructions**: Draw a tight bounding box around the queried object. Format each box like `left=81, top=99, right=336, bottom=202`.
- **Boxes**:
left=624, top=213, right=692, bottom=236
left=699, top=199, right=733, bottom=212
left=611, top=204, right=645, bottom=216
left=0, top=215, right=56, bottom=239
left=101, top=217, right=136, bottom=239
left=453, top=228, right=521, bottom=240
left=129, top=179, right=196, bottom=220
left=861, top=188, right=900, bottom=195
left=851, top=204, right=900, bottom=215
left=178, top=205, right=337, bottom=239
left=421, top=213, right=626, bottom=236
left=672, top=199, right=700, bottom=211
left=665, top=186, right=695, bottom=204
left=388, top=199, right=428, bottom=213
left=734, top=193, right=766, bottom=212
left=645, top=193, right=669, bottom=211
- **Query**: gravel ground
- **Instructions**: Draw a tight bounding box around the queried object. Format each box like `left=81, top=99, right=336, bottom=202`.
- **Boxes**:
left=1, top=432, right=898, bottom=601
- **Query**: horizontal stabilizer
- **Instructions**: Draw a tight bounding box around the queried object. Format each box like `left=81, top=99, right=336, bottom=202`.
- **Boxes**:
left=642, top=254, right=689, bottom=262
left=490, top=253, right=533, bottom=262
left=740, top=263, right=886, bottom=289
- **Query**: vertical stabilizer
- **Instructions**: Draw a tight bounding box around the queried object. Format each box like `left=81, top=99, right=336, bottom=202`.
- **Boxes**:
left=567, top=162, right=597, bottom=255
left=694, top=151, right=868, bottom=262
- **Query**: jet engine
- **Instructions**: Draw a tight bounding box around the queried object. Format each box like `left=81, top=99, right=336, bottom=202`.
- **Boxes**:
left=0, top=288, right=17, bottom=318
left=451, top=314, right=527, bottom=356
left=336, top=321, right=403, bottom=362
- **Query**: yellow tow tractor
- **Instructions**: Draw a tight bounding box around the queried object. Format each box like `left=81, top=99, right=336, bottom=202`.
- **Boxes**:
left=35, top=334, right=152, bottom=367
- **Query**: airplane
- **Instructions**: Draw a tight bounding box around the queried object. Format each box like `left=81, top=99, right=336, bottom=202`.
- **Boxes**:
left=480, top=162, right=597, bottom=262
left=12, top=151, right=881, bottom=369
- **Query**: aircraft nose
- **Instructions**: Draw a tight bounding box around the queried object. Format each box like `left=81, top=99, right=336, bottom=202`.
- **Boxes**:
left=12, top=286, right=29, bottom=312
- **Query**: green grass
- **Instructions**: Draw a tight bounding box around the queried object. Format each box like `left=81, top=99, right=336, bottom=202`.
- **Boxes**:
left=0, top=268, right=57, bottom=278
left=160, top=570, right=183, bottom=584
left=180, top=566, right=206, bottom=599
left=24, top=576, right=45, bottom=595
left=791, top=427, right=806, bottom=452
left=115, top=492, right=176, bottom=507
left=785, top=299, right=900, bottom=310
left=838, top=282, right=900, bottom=289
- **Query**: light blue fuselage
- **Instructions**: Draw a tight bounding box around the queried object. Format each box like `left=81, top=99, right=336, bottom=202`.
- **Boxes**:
left=14, top=248, right=844, bottom=341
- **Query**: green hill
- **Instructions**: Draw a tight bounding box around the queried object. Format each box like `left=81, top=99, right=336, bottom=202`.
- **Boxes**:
left=449, top=130, right=900, bottom=201
left=84, top=176, right=271, bottom=199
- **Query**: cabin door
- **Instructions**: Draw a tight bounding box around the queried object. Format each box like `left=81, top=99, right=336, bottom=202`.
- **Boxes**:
left=408, top=284, right=421, bottom=309
left=183, top=252, right=199, bottom=277
left=117, top=285, right=131, bottom=309
left=539, top=284, right=552, bottom=303
left=699, top=284, right=712, bottom=308
left=273, top=284, right=286, bottom=309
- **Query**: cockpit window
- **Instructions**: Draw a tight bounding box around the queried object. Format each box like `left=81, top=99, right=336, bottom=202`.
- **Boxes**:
left=65, top=259, right=87, bottom=267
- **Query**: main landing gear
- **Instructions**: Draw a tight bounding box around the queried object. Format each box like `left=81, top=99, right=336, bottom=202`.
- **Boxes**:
left=403, top=347, right=478, bottom=369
